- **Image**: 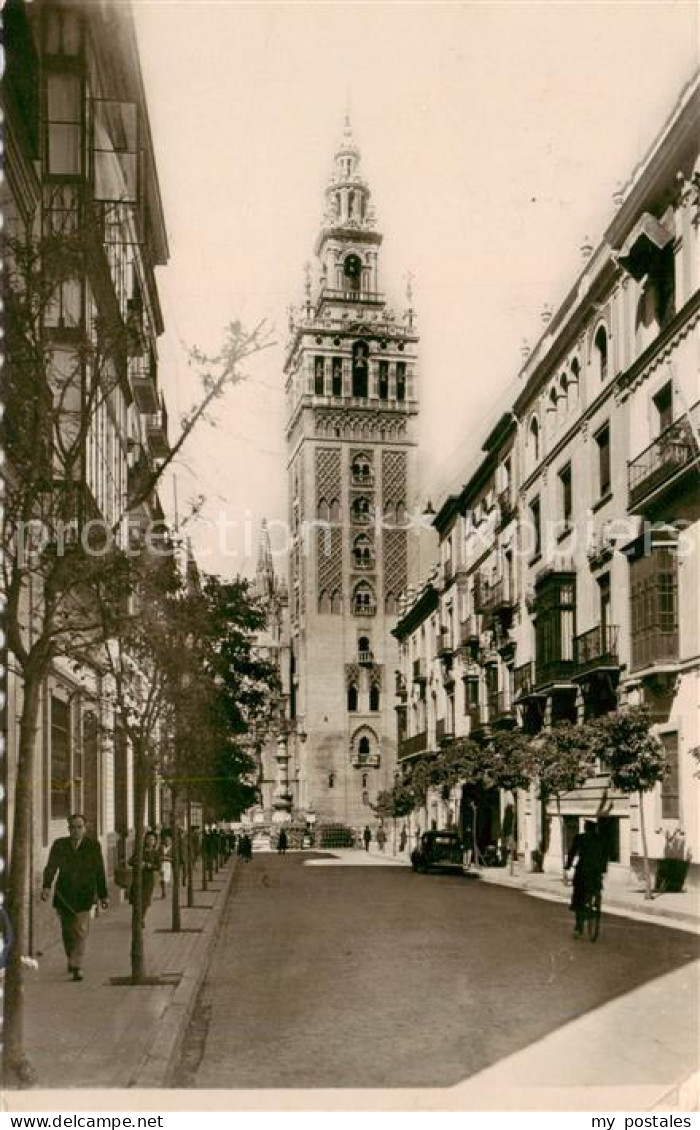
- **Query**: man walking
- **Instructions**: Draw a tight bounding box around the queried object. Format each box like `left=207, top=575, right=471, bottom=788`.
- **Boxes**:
left=363, top=825, right=372, bottom=853
left=41, top=814, right=109, bottom=981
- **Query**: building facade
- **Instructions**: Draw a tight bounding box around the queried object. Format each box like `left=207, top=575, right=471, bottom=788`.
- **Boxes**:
left=395, top=75, right=700, bottom=887
left=284, top=119, right=420, bottom=829
left=3, top=0, right=171, bottom=948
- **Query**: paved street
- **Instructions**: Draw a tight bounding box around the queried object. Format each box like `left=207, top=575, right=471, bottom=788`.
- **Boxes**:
left=177, top=852, right=700, bottom=1092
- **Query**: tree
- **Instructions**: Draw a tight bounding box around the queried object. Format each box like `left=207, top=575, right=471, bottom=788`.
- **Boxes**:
left=530, top=723, right=593, bottom=882
left=588, top=706, right=667, bottom=900
left=372, top=779, right=416, bottom=852
left=2, top=211, right=272, bottom=1083
left=482, top=730, right=535, bottom=874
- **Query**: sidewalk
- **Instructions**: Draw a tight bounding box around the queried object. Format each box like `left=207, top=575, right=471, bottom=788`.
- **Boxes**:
left=14, top=857, right=237, bottom=1092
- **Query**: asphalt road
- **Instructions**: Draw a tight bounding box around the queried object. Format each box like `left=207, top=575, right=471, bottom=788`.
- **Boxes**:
left=177, top=852, right=700, bottom=1091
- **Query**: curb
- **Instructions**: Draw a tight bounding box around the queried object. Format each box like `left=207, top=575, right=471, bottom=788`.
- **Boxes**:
left=130, top=857, right=238, bottom=1088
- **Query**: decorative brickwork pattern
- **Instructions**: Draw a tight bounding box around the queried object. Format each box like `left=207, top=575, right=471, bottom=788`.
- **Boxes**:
left=369, top=665, right=383, bottom=689
left=382, top=450, right=408, bottom=508
left=345, top=663, right=361, bottom=687
left=316, top=447, right=342, bottom=508
left=317, top=526, right=343, bottom=602
left=383, top=527, right=408, bottom=598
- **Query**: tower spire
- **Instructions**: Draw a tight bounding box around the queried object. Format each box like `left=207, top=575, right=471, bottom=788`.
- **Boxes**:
left=255, top=518, right=276, bottom=604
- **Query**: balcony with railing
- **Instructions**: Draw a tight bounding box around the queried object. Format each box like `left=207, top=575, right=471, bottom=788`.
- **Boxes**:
left=535, top=657, right=576, bottom=687
left=457, top=617, right=480, bottom=653
left=513, top=661, right=535, bottom=699
left=573, top=624, right=620, bottom=678
left=436, top=717, right=454, bottom=746
left=475, top=578, right=515, bottom=625
left=399, top=730, right=428, bottom=759
left=129, top=353, right=159, bottom=415
left=358, top=649, right=374, bottom=667
left=412, top=657, right=427, bottom=683
left=316, top=286, right=385, bottom=306
left=631, top=624, right=679, bottom=672
left=437, top=628, right=454, bottom=658
left=487, top=690, right=515, bottom=726
left=146, top=395, right=169, bottom=460
left=628, top=403, right=699, bottom=511
left=467, top=704, right=485, bottom=734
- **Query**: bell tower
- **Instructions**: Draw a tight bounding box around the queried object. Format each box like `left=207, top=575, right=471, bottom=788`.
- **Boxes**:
left=284, top=116, right=420, bottom=830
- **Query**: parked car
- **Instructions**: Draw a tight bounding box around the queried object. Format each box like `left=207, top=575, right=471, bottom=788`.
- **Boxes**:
left=411, top=830, right=467, bottom=875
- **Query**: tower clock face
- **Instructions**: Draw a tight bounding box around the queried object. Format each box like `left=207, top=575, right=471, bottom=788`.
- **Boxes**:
left=344, top=254, right=362, bottom=281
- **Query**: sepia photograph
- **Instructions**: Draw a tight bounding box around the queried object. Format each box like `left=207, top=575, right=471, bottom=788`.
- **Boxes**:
left=2, top=0, right=699, bottom=1116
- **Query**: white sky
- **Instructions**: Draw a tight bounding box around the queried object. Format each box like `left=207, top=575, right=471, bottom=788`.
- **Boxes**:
left=133, top=0, right=699, bottom=579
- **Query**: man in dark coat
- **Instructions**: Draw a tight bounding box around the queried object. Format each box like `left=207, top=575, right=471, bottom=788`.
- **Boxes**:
left=41, top=814, right=109, bottom=980
left=363, top=825, right=372, bottom=852
left=565, top=820, right=607, bottom=937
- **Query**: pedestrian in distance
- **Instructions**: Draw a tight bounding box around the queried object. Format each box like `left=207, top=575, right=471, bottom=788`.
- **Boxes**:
left=41, top=814, right=109, bottom=982
left=377, top=825, right=387, bottom=853
left=363, top=825, right=372, bottom=853
left=565, top=820, right=608, bottom=938
left=159, top=831, right=173, bottom=899
left=399, top=826, right=407, bottom=853
left=277, top=828, right=288, bottom=855
left=128, top=830, right=161, bottom=927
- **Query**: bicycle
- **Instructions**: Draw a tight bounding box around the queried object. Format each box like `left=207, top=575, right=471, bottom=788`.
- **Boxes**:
left=582, top=888, right=602, bottom=942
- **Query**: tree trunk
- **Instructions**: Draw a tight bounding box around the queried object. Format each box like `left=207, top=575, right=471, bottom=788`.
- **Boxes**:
left=201, top=809, right=208, bottom=892
left=130, top=755, right=147, bottom=984
left=556, top=793, right=568, bottom=885
left=509, top=791, right=517, bottom=876
left=186, top=791, right=194, bottom=907
left=638, top=789, right=653, bottom=900
left=4, top=668, right=42, bottom=1087
left=170, top=787, right=181, bottom=933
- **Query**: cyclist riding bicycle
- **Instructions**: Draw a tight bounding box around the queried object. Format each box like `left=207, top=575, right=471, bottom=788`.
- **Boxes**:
left=565, top=820, right=607, bottom=938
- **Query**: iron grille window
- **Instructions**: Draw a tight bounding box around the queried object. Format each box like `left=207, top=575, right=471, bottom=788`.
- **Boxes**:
left=660, top=733, right=680, bottom=819
left=50, top=696, right=72, bottom=819
left=629, top=546, right=678, bottom=670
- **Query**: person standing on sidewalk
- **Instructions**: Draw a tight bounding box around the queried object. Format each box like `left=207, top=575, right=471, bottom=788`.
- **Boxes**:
left=128, top=831, right=161, bottom=927
left=377, top=825, right=387, bottom=853
left=363, top=825, right=372, bottom=853
left=277, top=828, right=288, bottom=855
left=41, top=814, right=109, bottom=982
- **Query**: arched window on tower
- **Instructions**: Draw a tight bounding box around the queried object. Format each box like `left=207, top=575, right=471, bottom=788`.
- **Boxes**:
left=594, top=325, right=608, bottom=382
left=319, top=590, right=331, bottom=614
left=331, top=590, right=342, bottom=615
left=352, top=340, right=369, bottom=397
left=329, top=498, right=341, bottom=522
left=396, top=361, right=406, bottom=402
left=317, top=498, right=330, bottom=522
left=353, top=582, right=376, bottom=616
left=314, top=356, right=325, bottom=396
left=344, top=254, right=362, bottom=295
left=353, top=534, right=373, bottom=569
left=378, top=360, right=389, bottom=400
left=358, top=736, right=371, bottom=763
left=332, top=357, right=343, bottom=397
left=369, top=684, right=380, bottom=712
left=348, top=684, right=358, bottom=712
left=385, top=592, right=396, bottom=614
left=352, top=453, right=372, bottom=484
left=352, top=496, right=371, bottom=525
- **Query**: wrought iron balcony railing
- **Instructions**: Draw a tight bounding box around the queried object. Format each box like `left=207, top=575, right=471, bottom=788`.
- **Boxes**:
left=436, top=718, right=454, bottom=745
left=628, top=403, right=699, bottom=510
left=513, top=660, right=535, bottom=699
left=399, top=730, right=428, bottom=759
left=573, top=624, right=620, bottom=676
